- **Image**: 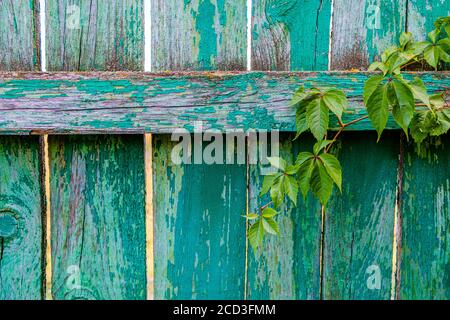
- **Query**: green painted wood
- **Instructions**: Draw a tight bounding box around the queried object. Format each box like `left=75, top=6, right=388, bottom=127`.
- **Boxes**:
left=0, top=72, right=448, bottom=133
left=252, top=0, right=331, bottom=71
left=323, top=132, right=399, bottom=299
left=400, top=135, right=449, bottom=300
left=0, top=0, right=39, bottom=71
left=49, top=135, right=146, bottom=300
left=330, top=0, right=407, bottom=70
left=153, top=135, right=247, bottom=299
left=246, top=134, right=322, bottom=299
left=151, top=0, right=247, bottom=71
left=46, top=0, right=144, bottom=71
left=407, top=0, right=450, bottom=41
left=0, top=136, right=42, bottom=299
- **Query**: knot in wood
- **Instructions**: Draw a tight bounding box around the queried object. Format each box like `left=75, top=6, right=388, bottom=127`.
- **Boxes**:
left=0, top=210, right=19, bottom=238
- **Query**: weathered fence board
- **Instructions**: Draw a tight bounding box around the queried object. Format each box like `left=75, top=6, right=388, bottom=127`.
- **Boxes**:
left=323, top=132, right=399, bottom=300
left=399, top=136, right=449, bottom=300
left=46, top=0, right=144, bottom=71
left=0, top=0, right=39, bottom=71
left=0, top=72, right=448, bottom=134
left=151, top=0, right=247, bottom=71
left=251, top=0, right=331, bottom=71
left=407, top=0, right=450, bottom=41
left=330, top=0, right=407, bottom=70
left=247, top=134, right=322, bottom=300
left=0, top=136, right=42, bottom=300
left=153, top=135, right=247, bottom=299
left=49, top=135, right=146, bottom=300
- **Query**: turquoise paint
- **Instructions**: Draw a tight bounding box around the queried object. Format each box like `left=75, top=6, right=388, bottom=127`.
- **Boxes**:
left=195, top=1, right=219, bottom=70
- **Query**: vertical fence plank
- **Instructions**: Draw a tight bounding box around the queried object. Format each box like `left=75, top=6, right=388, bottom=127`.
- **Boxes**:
left=323, top=132, right=399, bottom=299
left=153, top=135, right=247, bottom=299
left=246, top=134, right=322, bottom=299
left=0, top=136, right=42, bottom=299
left=49, top=136, right=146, bottom=300
left=46, top=0, right=144, bottom=71
left=0, top=0, right=39, bottom=70
left=252, top=0, right=332, bottom=71
left=400, top=136, right=449, bottom=300
left=330, top=0, right=407, bottom=70
left=151, top=0, right=247, bottom=71
left=407, top=0, right=450, bottom=40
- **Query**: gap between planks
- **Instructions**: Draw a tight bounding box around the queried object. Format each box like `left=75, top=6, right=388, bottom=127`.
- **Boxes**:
left=144, top=133, right=155, bottom=300
left=390, top=134, right=405, bottom=300
left=40, top=135, right=52, bottom=300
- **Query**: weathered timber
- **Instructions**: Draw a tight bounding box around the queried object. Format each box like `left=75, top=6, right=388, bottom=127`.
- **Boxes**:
left=323, top=131, right=399, bottom=300
left=153, top=135, right=247, bottom=299
left=46, top=0, right=144, bottom=71
left=50, top=135, right=146, bottom=300
left=399, top=135, right=449, bottom=300
left=246, top=134, right=322, bottom=299
left=407, top=0, right=450, bottom=41
left=330, top=0, right=407, bottom=70
left=151, top=0, right=247, bottom=71
left=252, top=0, right=332, bottom=71
left=0, top=72, right=448, bottom=133
left=0, top=136, right=42, bottom=300
left=0, top=0, right=40, bottom=71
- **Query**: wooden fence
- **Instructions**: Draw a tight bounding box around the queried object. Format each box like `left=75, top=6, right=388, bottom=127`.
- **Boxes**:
left=0, top=0, right=448, bottom=300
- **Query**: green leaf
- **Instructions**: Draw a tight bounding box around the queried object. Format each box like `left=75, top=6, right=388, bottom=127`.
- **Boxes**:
left=409, top=77, right=430, bottom=106
left=430, top=93, right=445, bottom=108
left=310, top=161, right=333, bottom=206
left=306, top=98, right=329, bottom=141
left=322, top=89, right=348, bottom=119
left=319, top=153, right=342, bottom=191
left=428, top=29, right=440, bottom=43
left=297, top=158, right=315, bottom=199
left=243, top=213, right=259, bottom=220
left=296, top=152, right=314, bottom=166
left=283, top=175, right=299, bottom=206
left=400, top=32, right=413, bottom=48
left=260, top=174, right=279, bottom=196
left=366, top=82, right=389, bottom=141
left=267, top=157, right=287, bottom=171
left=285, top=164, right=298, bottom=175
left=248, top=219, right=264, bottom=251
left=270, top=178, right=285, bottom=208
left=363, top=75, right=385, bottom=105
left=368, top=61, right=388, bottom=74
left=294, top=106, right=309, bottom=140
left=262, top=207, right=278, bottom=218
left=391, top=78, right=415, bottom=136
left=262, top=217, right=280, bottom=236
left=290, top=86, right=306, bottom=106
left=313, top=140, right=333, bottom=155
left=424, top=45, right=440, bottom=69
left=410, top=111, right=431, bottom=144
left=430, top=111, right=450, bottom=136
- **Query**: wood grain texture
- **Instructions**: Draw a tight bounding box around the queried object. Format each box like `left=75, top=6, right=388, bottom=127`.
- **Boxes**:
left=0, top=136, right=42, bottom=300
left=0, top=71, right=448, bottom=133
left=323, top=132, right=399, bottom=300
left=330, top=0, right=407, bottom=70
left=151, top=0, right=247, bottom=71
left=252, top=0, right=332, bottom=71
left=153, top=135, right=247, bottom=299
left=49, top=135, right=146, bottom=300
left=46, top=0, right=144, bottom=71
left=407, top=0, right=450, bottom=41
left=400, top=135, right=449, bottom=300
left=246, top=134, right=322, bottom=299
left=0, top=0, right=39, bottom=71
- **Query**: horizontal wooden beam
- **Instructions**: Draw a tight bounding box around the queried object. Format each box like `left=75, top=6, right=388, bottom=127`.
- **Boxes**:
left=0, top=72, right=448, bottom=134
